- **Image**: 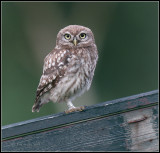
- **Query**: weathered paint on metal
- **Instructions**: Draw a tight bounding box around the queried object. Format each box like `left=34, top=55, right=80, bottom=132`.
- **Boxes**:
left=2, top=90, right=159, bottom=151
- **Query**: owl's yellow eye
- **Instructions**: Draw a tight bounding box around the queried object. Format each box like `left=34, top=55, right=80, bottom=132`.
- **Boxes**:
left=64, top=34, right=71, bottom=40
left=79, top=33, right=86, bottom=39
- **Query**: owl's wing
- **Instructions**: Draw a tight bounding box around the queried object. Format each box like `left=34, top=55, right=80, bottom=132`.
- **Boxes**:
left=32, top=48, right=79, bottom=112
left=36, top=49, right=73, bottom=101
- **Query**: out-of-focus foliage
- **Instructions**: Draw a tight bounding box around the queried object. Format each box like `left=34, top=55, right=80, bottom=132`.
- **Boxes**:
left=2, top=2, right=158, bottom=125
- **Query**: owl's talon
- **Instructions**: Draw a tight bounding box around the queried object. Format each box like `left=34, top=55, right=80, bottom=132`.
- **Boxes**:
left=65, top=108, right=75, bottom=114
left=65, top=106, right=85, bottom=114
left=79, top=106, right=85, bottom=111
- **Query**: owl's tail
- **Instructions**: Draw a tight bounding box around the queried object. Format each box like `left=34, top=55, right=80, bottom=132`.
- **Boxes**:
left=32, top=99, right=42, bottom=112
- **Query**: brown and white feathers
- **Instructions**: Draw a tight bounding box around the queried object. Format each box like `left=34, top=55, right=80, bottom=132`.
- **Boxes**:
left=32, top=25, right=98, bottom=112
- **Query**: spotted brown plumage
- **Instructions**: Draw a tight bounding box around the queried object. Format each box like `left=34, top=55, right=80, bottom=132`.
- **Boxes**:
left=32, top=25, right=98, bottom=113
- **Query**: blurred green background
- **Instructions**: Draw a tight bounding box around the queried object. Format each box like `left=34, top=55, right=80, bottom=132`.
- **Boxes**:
left=2, top=2, right=158, bottom=126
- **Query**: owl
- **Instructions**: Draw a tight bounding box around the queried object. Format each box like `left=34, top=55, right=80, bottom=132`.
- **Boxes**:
left=32, top=25, right=98, bottom=113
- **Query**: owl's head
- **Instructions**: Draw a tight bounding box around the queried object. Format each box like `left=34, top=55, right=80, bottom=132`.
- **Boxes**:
left=56, top=25, right=95, bottom=48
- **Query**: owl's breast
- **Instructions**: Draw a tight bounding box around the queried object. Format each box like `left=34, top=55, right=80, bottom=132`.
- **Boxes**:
left=78, top=47, right=97, bottom=78
left=49, top=47, right=97, bottom=103
left=49, top=58, right=92, bottom=103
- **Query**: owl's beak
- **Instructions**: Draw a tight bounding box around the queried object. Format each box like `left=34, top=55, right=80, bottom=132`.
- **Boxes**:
left=73, top=38, right=78, bottom=46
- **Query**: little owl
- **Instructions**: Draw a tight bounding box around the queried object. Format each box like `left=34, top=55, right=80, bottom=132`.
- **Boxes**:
left=32, top=25, right=98, bottom=113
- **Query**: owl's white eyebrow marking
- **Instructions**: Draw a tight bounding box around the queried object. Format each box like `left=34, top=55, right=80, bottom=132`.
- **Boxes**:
left=78, top=30, right=87, bottom=34
left=64, top=31, right=71, bottom=34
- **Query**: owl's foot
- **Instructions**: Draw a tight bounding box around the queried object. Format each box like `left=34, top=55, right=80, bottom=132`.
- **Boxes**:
left=65, top=100, right=85, bottom=114
left=65, top=106, right=85, bottom=114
